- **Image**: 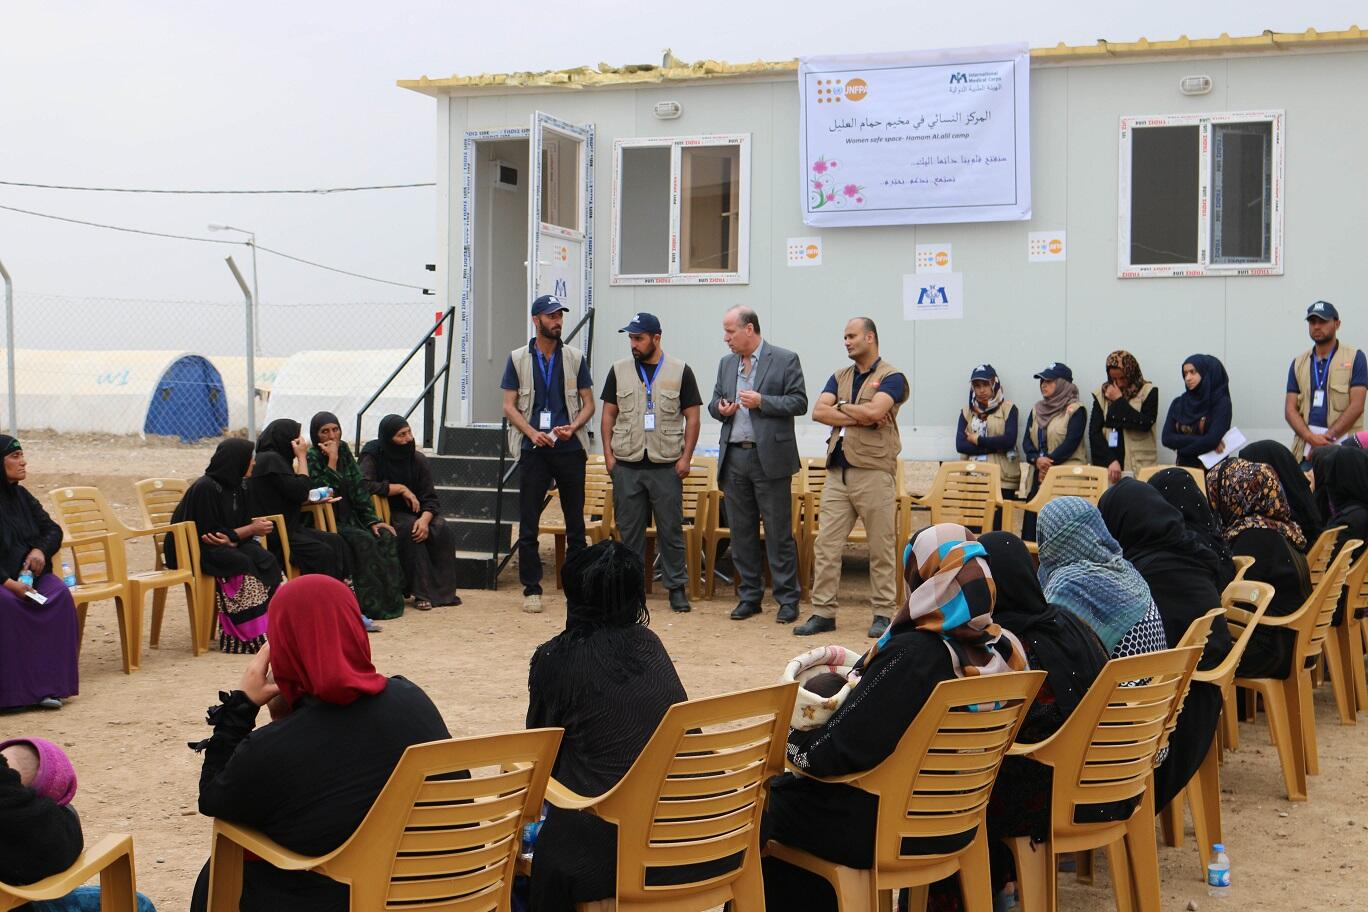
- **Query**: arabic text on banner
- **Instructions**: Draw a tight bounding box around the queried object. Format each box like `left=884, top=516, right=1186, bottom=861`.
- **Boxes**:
left=799, top=44, right=1031, bottom=227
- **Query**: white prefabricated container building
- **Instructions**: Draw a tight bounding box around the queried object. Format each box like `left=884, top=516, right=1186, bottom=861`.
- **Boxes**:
left=402, top=27, right=1368, bottom=459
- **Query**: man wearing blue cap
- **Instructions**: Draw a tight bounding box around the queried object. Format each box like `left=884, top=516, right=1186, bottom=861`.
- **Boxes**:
left=501, top=294, right=596, bottom=613
left=600, top=313, right=703, bottom=612
left=1285, top=300, right=1367, bottom=465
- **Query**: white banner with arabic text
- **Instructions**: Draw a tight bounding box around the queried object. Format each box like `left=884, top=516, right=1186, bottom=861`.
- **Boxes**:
left=799, top=45, right=1031, bottom=227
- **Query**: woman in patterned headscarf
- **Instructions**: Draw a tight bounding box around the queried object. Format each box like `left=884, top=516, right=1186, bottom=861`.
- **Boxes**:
left=1090, top=350, right=1159, bottom=486
left=1208, top=458, right=1311, bottom=678
left=762, top=524, right=1027, bottom=912
left=1036, top=496, right=1167, bottom=659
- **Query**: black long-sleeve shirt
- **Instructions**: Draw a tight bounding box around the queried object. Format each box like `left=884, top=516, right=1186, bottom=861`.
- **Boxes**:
left=1021, top=408, right=1086, bottom=465
left=1162, top=396, right=1233, bottom=466
left=955, top=405, right=1020, bottom=458
left=0, top=753, right=83, bottom=885
left=359, top=451, right=442, bottom=518
left=195, top=679, right=450, bottom=911
left=0, top=485, right=65, bottom=584
left=1088, top=388, right=1159, bottom=468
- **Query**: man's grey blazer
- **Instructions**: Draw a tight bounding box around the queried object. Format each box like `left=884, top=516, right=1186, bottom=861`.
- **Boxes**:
left=708, top=343, right=808, bottom=479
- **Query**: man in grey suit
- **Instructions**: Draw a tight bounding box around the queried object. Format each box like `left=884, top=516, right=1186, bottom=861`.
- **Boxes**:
left=709, top=305, right=808, bottom=623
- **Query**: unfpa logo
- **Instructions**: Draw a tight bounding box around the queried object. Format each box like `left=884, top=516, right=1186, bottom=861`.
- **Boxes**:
left=814, top=77, right=869, bottom=103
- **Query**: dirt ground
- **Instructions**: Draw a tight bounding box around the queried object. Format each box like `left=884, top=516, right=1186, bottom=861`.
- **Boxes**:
left=5, top=431, right=1366, bottom=911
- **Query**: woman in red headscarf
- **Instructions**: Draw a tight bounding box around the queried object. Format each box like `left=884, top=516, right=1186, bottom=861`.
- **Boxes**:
left=188, top=575, right=451, bottom=912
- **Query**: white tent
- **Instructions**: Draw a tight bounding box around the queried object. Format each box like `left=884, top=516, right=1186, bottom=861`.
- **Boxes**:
left=0, top=349, right=228, bottom=438
left=210, top=356, right=285, bottom=433
left=264, top=350, right=432, bottom=444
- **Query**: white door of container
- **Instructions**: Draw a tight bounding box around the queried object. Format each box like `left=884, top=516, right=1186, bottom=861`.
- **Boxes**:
left=527, top=112, right=594, bottom=324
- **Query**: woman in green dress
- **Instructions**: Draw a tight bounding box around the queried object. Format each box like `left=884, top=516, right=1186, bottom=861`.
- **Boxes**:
left=307, top=412, right=406, bottom=621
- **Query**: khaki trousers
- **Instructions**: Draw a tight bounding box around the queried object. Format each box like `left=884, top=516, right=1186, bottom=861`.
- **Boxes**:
left=810, top=465, right=899, bottom=620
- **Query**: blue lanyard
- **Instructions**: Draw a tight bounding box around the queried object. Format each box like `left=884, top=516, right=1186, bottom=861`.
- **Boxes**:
left=535, top=345, right=558, bottom=403
left=637, top=359, right=662, bottom=409
left=1312, top=346, right=1336, bottom=391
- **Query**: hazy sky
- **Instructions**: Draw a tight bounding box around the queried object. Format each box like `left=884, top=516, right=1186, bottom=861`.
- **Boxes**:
left=0, top=1, right=1356, bottom=311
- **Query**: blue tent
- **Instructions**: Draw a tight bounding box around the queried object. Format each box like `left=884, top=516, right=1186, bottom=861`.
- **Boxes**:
left=143, top=355, right=228, bottom=442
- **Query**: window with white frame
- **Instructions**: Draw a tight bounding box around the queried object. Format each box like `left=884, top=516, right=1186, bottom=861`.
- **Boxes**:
left=612, top=135, right=751, bottom=285
left=1118, top=111, right=1284, bottom=278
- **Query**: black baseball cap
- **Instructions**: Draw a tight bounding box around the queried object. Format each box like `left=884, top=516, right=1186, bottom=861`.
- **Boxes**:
left=619, top=312, right=662, bottom=335
left=969, top=363, right=997, bottom=382
left=531, top=294, right=569, bottom=316
left=1306, top=300, right=1340, bottom=322
left=1033, top=362, right=1073, bottom=382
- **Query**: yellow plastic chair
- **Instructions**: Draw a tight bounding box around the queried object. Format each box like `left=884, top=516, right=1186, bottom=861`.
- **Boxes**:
left=701, top=472, right=805, bottom=601
left=544, top=682, right=797, bottom=912
left=0, top=833, right=138, bottom=912
left=543, top=455, right=615, bottom=590
left=1001, top=464, right=1110, bottom=541
left=50, top=486, right=199, bottom=670
left=1134, top=464, right=1206, bottom=493
left=303, top=501, right=339, bottom=533
left=1006, top=646, right=1203, bottom=912
left=1231, top=555, right=1254, bottom=582
left=766, top=671, right=1045, bottom=912
left=208, top=728, right=563, bottom=912
left=1231, top=541, right=1361, bottom=800
left=906, top=460, right=1004, bottom=534
left=132, top=478, right=205, bottom=656
left=1327, top=549, right=1368, bottom=715
left=1160, top=582, right=1273, bottom=878
left=1305, top=526, right=1346, bottom=588
left=61, top=531, right=135, bottom=674
left=372, top=494, right=391, bottom=525
left=643, top=457, right=714, bottom=597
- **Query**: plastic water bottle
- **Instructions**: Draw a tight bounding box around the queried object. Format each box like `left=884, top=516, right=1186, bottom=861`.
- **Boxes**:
left=17, top=570, right=33, bottom=587
left=62, top=561, right=76, bottom=588
left=1207, top=843, right=1230, bottom=897
left=308, top=486, right=333, bottom=503
left=520, top=820, right=542, bottom=859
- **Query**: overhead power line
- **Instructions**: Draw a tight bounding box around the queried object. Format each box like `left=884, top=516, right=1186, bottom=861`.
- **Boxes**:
left=0, top=179, right=435, bottom=195
left=0, top=202, right=430, bottom=292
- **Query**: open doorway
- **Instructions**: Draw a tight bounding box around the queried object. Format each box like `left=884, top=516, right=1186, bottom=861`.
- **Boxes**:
left=469, top=136, right=530, bottom=424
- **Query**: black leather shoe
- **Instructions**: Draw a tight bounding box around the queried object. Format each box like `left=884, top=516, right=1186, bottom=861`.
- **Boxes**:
left=867, top=616, right=890, bottom=639
left=775, top=604, right=799, bottom=624
left=794, top=615, right=836, bottom=636
left=669, top=588, right=692, bottom=613
left=730, top=601, right=762, bottom=620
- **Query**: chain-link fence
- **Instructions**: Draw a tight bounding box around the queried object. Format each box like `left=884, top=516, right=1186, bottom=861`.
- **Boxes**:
left=0, top=291, right=446, bottom=445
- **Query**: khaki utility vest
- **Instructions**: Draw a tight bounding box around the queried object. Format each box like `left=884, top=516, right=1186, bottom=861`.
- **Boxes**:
left=824, top=359, right=904, bottom=475
left=960, top=400, right=1022, bottom=490
left=1037, top=403, right=1085, bottom=466
left=507, top=342, right=589, bottom=456
left=609, top=355, right=687, bottom=463
left=1091, top=382, right=1158, bottom=474
left=1290, top=343, right=1363, bottom=461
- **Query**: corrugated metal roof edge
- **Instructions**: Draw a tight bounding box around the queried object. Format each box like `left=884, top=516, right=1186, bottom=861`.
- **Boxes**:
left=398, top=26, right=1365, bottom=95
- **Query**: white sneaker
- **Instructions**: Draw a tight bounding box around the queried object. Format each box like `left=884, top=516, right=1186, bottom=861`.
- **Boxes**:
left=522, top=593, right=543, bottom=614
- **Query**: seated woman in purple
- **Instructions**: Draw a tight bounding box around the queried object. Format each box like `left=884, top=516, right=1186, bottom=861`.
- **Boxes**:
left=0, top=435, right=78, bottom=712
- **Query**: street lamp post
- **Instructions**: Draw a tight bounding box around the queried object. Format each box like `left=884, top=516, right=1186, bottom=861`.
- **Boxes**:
left=208, top=224, right=261, bottom=356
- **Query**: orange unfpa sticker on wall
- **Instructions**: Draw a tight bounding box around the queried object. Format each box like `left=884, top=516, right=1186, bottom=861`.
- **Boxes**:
left=805, top=244, right=819, bottom=259
left=1048, top=239, right=1063, bottom=254
left=844, top=78, right=868, bottom=101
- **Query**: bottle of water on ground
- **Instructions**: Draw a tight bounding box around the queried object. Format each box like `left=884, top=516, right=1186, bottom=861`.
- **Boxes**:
left=1207, top=843, right=1230, bottom=898
left=62, top=561, right=76, bottom=588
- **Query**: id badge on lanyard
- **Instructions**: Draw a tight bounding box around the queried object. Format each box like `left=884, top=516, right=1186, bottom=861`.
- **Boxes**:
left=536, top=347, right=557, bottom=432
left=1312, top=351, right=1332, bottom=410
left=639, top=360, right=662, bottom=432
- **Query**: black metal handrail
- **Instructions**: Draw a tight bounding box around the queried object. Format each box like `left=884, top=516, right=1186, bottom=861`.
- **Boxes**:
left=488, top=306, right=595, bottom=587
left=355, top=307, right=456, bottom=450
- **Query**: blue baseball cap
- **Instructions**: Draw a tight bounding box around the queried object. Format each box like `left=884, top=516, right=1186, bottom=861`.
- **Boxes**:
left=1306, top=300, right=1340, bottom=322
left=969, top=363, right=997, bottom=382
left=1033, top=362, right=1073, bottom=382
left=620, top=312, right=662, bottom=335
left=531, top=294, right=569, bottom=316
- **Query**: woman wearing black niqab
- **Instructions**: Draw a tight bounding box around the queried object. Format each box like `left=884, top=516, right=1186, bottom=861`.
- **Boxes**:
left=169, top=437, right=283, bottom=653
left=360, top=414, right=461, bottom=609
left=1147, top=467, right=1236, bottom=588
left=1100, top=478, right=1231, bottom=811
left=247, top=419, right=351, bottom=585
left=1244, top=439, right=1324, bottom=552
